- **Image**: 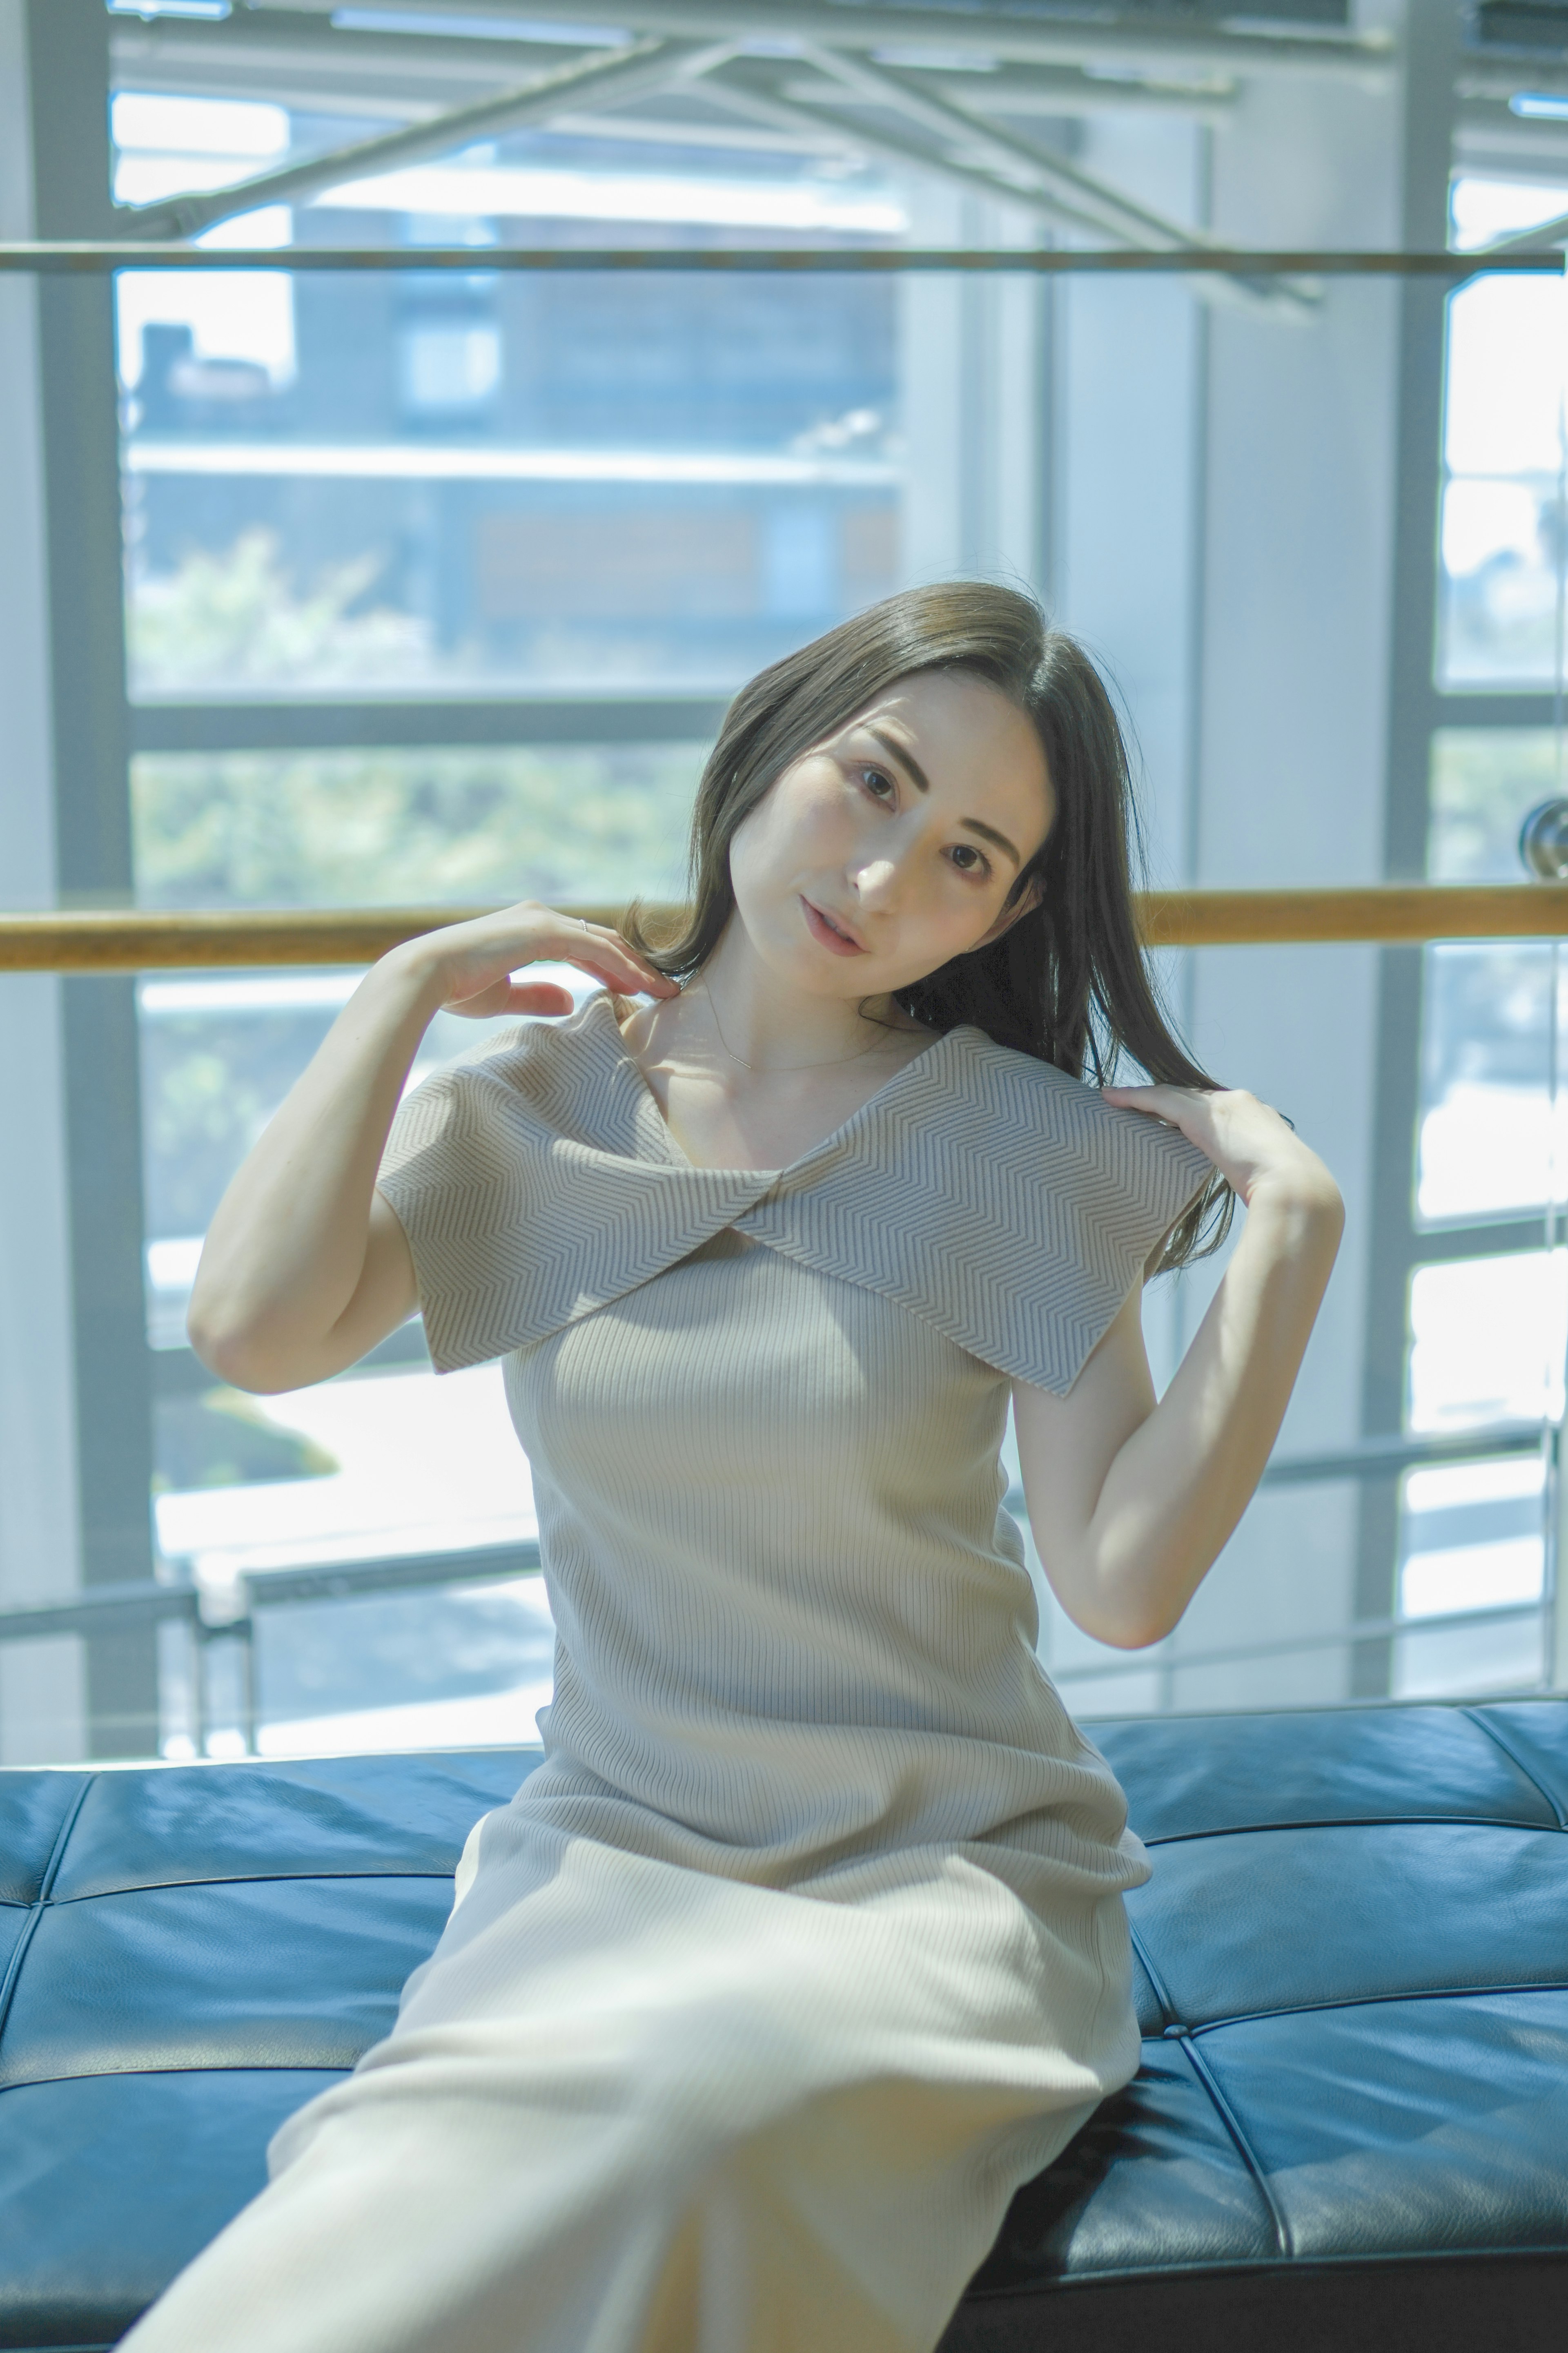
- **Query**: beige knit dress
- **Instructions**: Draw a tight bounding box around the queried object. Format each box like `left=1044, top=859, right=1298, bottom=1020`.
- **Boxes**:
left=122, top=993, right=1211, bottom=2353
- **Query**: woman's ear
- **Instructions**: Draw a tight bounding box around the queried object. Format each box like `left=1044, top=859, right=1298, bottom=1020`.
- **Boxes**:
left=971, top=874, right=1044, bottom=952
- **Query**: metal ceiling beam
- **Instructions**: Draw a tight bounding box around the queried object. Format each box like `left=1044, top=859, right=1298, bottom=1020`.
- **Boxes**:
left=115, top=25, right=831, bottom=154
left=799, top=44, right=1211, bottom=250
left=708, top=58, right=1107, bottom=231
left=111, top=15, right=1237, bottom=131
left=110, top=3, right=608, bottom=106
left=243, top=0, right=1395, bottom=85
left=709, top=54, right=1312, bottom=319
left=919, top=66, right=1236, bottom=126
left=1477, top=206, right=1568, bottom=253
left=114, top=32, right=723, bottom=241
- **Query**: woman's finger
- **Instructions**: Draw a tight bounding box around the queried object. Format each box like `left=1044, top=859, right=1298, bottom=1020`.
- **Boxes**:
left=572, top=929, right=680, bottom=996
left=445, top=978, right=522, bottom=1019
left=561, top=946, right=680, bottom=998
left=504, top=981, right=577, bottom=1016
left=1101, top=1082, right=1201, bottom=1123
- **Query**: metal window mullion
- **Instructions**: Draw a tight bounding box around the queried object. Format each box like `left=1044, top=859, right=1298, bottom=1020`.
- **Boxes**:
left=25, top=0, right=158, bottom=1757
left=1352, top=0, right=1463, bottom=1704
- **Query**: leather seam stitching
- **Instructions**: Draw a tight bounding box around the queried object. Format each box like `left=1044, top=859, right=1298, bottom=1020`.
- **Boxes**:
left=1138, top=1808, right=1557, bottom=1844
left=1461, top=1708, right=1568, bottom=1830
left=961, top=2245, right=1568, bottom=2298
left=37, top=1778, right=97, bottom=1904
left=0, top=1779, right=96, bottom=2059
left=0, top=2061, right=357, bottom=2096
left=1174, top=2034, right=1292, bottom=2261
left=1179, top=1978, right=1568, bottom=2036
left=0, top=1911, right=45, bottom=2062
left=45, top=1867, right=458, bottom=1903
left=1126, top=1919, right=1176, bottom=2032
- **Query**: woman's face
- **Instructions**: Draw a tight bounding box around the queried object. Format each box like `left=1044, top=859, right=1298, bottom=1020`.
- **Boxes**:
left=727, top=670, right=1054, bottom=1001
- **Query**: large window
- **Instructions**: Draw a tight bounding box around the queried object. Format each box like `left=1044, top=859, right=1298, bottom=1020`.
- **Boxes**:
left=113, top=81, right=913, bottom=1758
left=1384, top=173, right=1568, bottom=1702
left=1439, top=178, right=1568, bottom=689
left=114, top=92, right=903, bottom=699
left=6, top=1, right=1558, bottom=1766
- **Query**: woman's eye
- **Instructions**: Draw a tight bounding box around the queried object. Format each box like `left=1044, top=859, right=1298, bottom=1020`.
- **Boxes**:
left=948, top=843, right=990, bottom=878
left=858, top=766, right=895, bottom=801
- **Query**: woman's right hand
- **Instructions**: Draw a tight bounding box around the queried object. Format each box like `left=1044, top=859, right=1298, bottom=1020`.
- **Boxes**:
left=190, top=903, right=677, bottom=1392
left=390, top=901, right=682, bottom=1020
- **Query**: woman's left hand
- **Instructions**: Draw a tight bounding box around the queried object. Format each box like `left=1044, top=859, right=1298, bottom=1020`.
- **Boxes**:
left=1100, top=1083, right=1339, bottom=1213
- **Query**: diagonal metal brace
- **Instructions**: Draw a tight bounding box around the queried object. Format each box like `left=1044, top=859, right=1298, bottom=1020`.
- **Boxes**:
left=793, top=45, right=1317, bottom=320
left=711, top=57, right=1314, bottom=321
left=113, top=33, right=727, bottom=243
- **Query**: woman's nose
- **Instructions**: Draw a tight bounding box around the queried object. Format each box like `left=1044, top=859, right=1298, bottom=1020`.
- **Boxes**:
left=851, top=856, right=900, bottom=907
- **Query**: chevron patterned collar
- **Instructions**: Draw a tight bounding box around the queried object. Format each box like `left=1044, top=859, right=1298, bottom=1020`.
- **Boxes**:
left=381, top=992, right=1213, bottom=1395
left=572, top=986, right=982, bottom=1179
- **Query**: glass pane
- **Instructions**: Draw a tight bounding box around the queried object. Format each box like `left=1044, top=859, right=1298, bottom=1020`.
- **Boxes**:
left=1399, top=1454, right=1545, bottom=1621
left=1438, top=178, right=1568, bottom=689
left=139, top=970, right=572, bottom=1758
left=1443, top=274, right=1566, bottom=479
left=1427, top=727, right=1562, bottom=881
left=115, top=99, right=905, bottom=700
left=1406, top=1250, right=1566, bottom=1433
left=139, top=970, right=591, bottom=1275
left=1393, top=1445, right=1546, bottom=1698
left=1437, top=473, right=1561, bottom=688
left=249, top=1577, right=557, bottom=1760
left=1415, top=942, right=1561, bottom=1226
left=160, top=1575, right=557, bottom=1765
left=1391, top=1610, right=1546, bottom=1701
left=1419, top=735, right=1568, bottom=1226
left=154, top=1363, right=536, bottom=1586
left=131, top=745, right=703, bottom=910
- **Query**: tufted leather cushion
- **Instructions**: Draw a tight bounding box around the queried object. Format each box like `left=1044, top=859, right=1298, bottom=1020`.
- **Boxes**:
left=0, top=1702, right=1563, bottom=2351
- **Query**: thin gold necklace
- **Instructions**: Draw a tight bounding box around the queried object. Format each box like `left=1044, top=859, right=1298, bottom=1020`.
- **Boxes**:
left=697, top=985, right=888, bottom=1076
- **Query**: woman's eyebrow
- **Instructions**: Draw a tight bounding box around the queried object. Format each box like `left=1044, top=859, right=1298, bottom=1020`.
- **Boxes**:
left=865, top=725, right=933, bottom=795
left=863, top=725, right=1021, bottom=867
left=961, top=817, right=1021, bottom=868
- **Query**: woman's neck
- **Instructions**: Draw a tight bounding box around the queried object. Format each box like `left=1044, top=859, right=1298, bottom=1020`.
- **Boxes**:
left=615, top=921, right=933, bottom=1171
left=672, top=921, right=914, bottom=1075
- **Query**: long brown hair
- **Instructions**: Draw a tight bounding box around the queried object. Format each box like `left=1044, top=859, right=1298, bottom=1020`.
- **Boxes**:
left=628, top=580, right=1229, bottom=1270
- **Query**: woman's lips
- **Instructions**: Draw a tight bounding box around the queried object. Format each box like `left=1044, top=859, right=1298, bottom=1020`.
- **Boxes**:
left=801, top=897, right=865, bottom=955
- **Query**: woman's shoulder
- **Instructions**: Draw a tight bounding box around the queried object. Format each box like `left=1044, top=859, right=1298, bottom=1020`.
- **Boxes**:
left=758, top=1025, right=1215, bottom=1395
left=871, top=1023, right=1212, bottom=1214
left=389, top=993, right=638, bottom=1162
left=915, top=1024, right=1133, bottom=1129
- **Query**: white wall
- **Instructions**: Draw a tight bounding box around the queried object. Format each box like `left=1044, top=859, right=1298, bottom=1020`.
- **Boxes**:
left=1050, top=111, right=1207, bottom=892
left=1172, top=55, right=1402, bottom=1712
left=0, top=0, right=87, bottom=1760
left=1039, top=55, right=1405, bottom=1714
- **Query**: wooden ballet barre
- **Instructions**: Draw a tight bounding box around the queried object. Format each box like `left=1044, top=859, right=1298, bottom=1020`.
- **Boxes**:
left=4, top=888, right=1568, bottom=971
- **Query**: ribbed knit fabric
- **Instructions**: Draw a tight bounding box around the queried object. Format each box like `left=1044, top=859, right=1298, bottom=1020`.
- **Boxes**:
left=122, top=998, right=1212, bottom=2353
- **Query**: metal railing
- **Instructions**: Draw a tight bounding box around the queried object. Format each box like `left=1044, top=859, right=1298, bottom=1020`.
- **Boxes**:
left=1, top=1427, right=1551, bottom=1751
left=0, top=1541, right=544, bottom=1758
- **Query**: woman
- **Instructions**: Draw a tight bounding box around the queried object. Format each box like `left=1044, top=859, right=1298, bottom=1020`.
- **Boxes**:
left=125, top=582, right=1342, bottom=2353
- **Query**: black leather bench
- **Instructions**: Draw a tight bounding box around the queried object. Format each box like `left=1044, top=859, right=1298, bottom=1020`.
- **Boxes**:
left=0, top=1700, right=1564, bottom=2351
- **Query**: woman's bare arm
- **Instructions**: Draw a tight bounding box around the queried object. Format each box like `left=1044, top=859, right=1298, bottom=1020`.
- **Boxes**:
left=1013, top=1088, right=1343, bottom=1650
left=187, top=904, right=676, bottom=1395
